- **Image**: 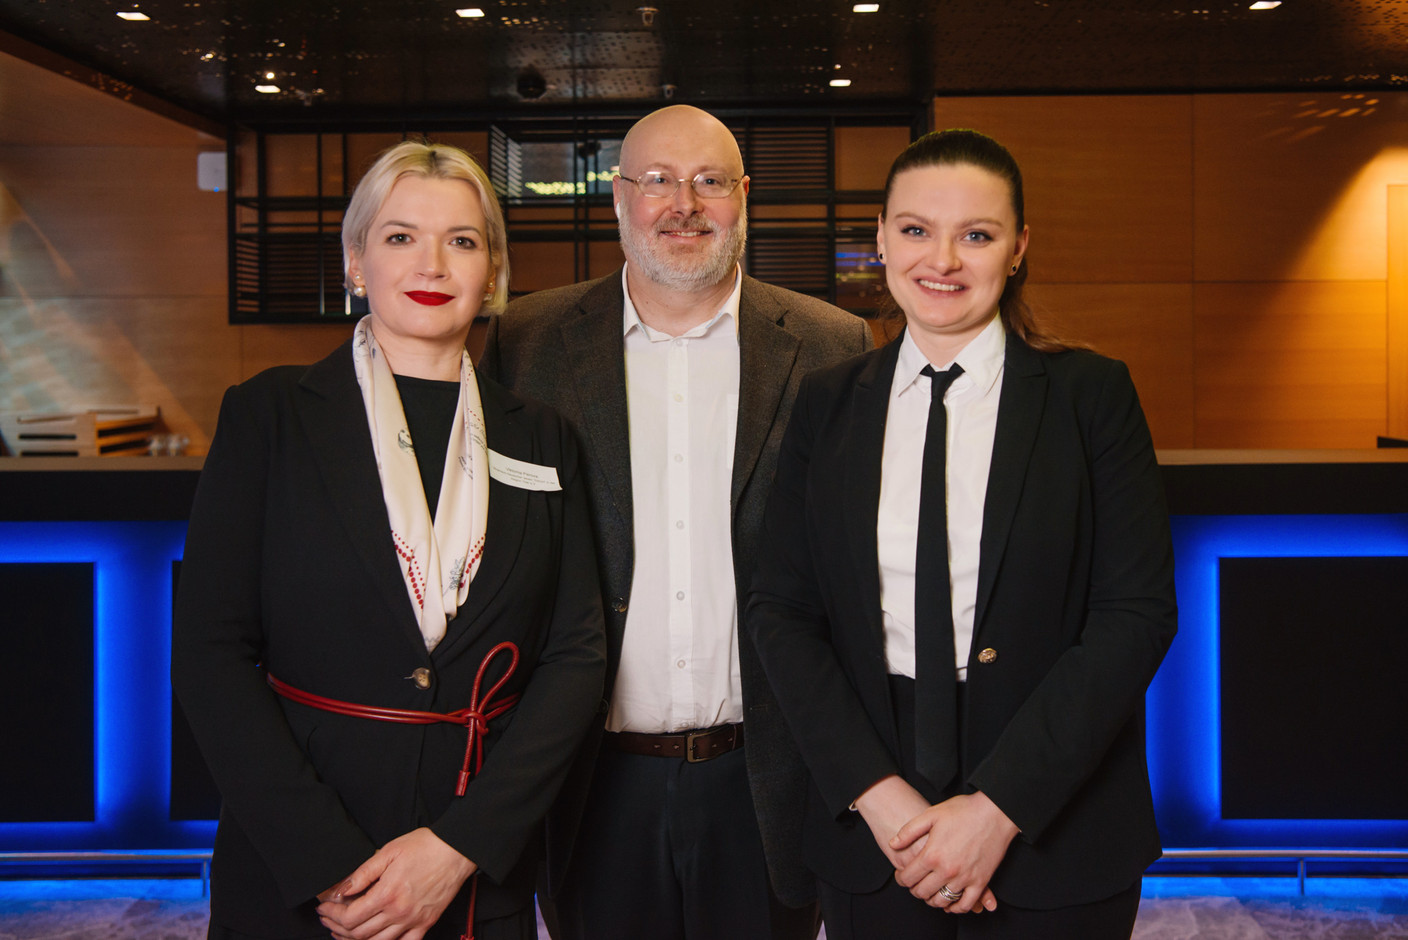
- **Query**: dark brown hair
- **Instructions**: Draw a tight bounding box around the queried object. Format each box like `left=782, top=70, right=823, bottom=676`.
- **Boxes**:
left=881, top=129, right=1076, bottom=353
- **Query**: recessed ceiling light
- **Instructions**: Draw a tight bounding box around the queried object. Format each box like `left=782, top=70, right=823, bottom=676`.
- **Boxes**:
left=116, top=11, right=150, bottom=20
left=255, top=84, right=281, bottom=94
left=830, top=78, right=852, bottom=87
left=456, top=7, right=485, bottom=17
left=853, top=3, right=880, bottom=11
left=1249, top=1, right=1281, bottom=8
left=264, top=71, right=276, bottom=80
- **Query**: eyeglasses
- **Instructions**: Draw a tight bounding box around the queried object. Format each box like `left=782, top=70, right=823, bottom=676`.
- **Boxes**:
left=617, top=171, right=744, bottom=199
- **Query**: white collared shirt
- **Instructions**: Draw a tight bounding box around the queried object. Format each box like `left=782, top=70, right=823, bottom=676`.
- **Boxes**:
left=607, top=266, right=744, bottom=733
left=878, top=316, right=1006, bottom=682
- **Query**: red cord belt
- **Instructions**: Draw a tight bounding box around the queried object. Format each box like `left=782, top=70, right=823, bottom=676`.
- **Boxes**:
left=266, top=640, right=521, bottom=940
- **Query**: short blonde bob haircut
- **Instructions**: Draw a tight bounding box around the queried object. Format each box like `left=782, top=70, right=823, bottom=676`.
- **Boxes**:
left=342, top=139, right=509, bottom=314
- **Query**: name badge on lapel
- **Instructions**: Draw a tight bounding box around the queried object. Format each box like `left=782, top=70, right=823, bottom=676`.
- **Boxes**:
left=488, top=449, right=562, bottom=491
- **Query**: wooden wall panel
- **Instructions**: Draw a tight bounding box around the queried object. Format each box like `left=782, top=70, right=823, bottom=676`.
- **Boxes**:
left=1028, top=283, right=1196, bottom=448
left=1194, top=94, right=1408, bottom=283
left=239, top=324, right=354, bottom=383
left=1194, top=281, right=1387, bottom=448
left=1388, top=185, right=1408, bottom=438
left=835, top=125, right=911, bottom=191
left=0, top=296, right=235, bottom=450
left=0, top=144, right=226, bottom=298
left=931, top=96, right=1194, bottom=284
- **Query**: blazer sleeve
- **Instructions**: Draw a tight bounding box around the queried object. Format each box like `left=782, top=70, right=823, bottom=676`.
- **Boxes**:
left=747, top=373, right=903, bottom=818
left=429, top=412, right=607, bottom=883
left=969, top=358, right=1177, bottom=842
left=171, top=381, right=377, bottom=907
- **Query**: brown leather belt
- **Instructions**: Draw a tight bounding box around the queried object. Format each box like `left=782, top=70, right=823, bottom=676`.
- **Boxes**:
left=605, top=723, right=744, bottom=762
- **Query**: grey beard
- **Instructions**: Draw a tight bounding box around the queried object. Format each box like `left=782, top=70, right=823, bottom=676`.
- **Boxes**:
left=619, top=206, right=748, bottom=293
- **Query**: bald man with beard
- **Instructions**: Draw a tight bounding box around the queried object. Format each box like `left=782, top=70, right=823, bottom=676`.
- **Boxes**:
left=479, top=106, right=872, bottom=939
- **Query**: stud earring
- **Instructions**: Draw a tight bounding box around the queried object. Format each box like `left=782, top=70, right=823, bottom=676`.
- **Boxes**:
left=878, top=252, right=885, bottom=263
left=352, top=284, right=366, bottom=298
left=1010, top=263, right=1018, bottom=274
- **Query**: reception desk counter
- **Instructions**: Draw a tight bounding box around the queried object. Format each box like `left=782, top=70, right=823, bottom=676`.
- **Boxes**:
left=2, top=452, right=1406, bottom=857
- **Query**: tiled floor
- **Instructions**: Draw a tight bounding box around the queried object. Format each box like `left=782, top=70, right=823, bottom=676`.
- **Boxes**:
left=0, top=876, right=1405, bottom=938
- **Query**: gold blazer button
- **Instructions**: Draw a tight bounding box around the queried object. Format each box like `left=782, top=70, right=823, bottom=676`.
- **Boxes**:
left=978, top=648, right=998, bottom=664
left=411, top=667, right=433, bottom=689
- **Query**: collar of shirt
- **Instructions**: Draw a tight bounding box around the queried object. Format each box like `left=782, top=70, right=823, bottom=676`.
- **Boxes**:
left=894, top=314, right=1007, bottom=402
left=620, top=264, right=743, bottom=342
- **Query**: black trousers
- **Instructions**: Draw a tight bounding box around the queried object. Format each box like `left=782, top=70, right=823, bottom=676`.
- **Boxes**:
left=817, top=877, right=1141, bottom=940
left=814, top=677, right=1142, bottom=940
left=552, top=742, right=817, bottom=940
left=208, top=907, right=536, bottom=940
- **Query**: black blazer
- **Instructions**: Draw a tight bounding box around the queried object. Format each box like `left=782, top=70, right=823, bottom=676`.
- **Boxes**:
left=172, top=338, right=606, bottom=938
left=746, top=333, right=1177, bottom=909
left=479, top=270, right=872, bottom=906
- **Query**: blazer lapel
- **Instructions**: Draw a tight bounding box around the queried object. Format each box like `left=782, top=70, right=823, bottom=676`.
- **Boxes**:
left=843, top=341, right=902, bottom=645
left=435, top=375, right=530, bottom=658
left=559, top=275, right=633, bottom=532
left=973, top=337, right=1047, bottom=633
left=733, top=278, right=801, bottom=511
left=298, top=342, right=426, bottom=654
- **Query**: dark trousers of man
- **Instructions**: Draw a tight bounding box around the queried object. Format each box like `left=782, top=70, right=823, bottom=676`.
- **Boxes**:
left=815, top=677, right=1142, bottom=940
left=553, top=739, right=818, bottom=940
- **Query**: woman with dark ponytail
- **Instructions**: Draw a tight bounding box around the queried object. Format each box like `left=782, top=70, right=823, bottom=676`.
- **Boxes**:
left=748, top=129, right=1176, bottom=939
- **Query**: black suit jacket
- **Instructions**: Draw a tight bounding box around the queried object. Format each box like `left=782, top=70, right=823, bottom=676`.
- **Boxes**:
left=746, top=333, right=1177, bottom=909
left=478, top=270, right=872, bottom=906
left=172, top=338, right=606, bottom=938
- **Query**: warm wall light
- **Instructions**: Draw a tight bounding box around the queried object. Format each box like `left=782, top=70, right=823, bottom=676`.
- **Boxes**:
left=830, top=78, right=852, bottom=87
left=255, top=84, right=281, bottom=94
left=1249, top=1, right=1281, bottom=8
left=116, top=11, right=150, bottom=20
left=455, top=7, right=485, bottom=17
left=853, top=3, right=880, bottom=11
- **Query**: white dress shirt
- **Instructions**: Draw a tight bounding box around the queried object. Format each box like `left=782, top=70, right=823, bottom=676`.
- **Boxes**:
left=878, top=316, right=1006, bottom=682
left=607, top=266, right=744, bottom=733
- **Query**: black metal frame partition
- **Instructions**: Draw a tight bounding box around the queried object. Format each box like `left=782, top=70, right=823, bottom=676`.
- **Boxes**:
left=225, top=104, right=926, bottom=325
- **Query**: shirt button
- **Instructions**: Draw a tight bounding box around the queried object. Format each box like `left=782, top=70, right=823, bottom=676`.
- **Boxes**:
left=676, top=659, right=687, bottom=669
left=675, top=520, right=684, bottom=529
left=673, top=454, right=683, bottom=463
left=676, top=590, right=685, bottom=600
left=611, top=596, right=628, bottom=613
left=673, top=393, right=684, bottom=402
left=410, top=667, right=432, bottom=689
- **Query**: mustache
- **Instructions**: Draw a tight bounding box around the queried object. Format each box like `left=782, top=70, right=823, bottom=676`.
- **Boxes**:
left=654, top=216, right=717, bottom=234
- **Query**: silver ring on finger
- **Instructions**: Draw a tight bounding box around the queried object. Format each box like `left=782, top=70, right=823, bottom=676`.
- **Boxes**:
left=938, top=884, right=963, bottom=903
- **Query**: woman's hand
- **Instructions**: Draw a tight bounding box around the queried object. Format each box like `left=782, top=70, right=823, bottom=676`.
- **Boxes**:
left=852, top=774, right=934, bottom=870
left=316, top=827, right=477, bottom=940
left=890, top=790, right=1017, bottom=912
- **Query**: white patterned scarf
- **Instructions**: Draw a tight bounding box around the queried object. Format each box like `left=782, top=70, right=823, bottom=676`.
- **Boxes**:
left=351, top=316, right=489, bottom=650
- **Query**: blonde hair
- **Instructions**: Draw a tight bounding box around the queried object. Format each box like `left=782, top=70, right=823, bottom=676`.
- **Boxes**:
left=342, top=140, right=509, bottom=313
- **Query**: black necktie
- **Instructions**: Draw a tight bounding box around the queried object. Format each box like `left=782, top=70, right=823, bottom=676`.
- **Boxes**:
left=914, top=362, right=964, bottom=791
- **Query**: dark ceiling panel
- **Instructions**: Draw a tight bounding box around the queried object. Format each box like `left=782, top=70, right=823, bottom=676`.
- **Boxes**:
left=0, top=0, right=1406, bottom=123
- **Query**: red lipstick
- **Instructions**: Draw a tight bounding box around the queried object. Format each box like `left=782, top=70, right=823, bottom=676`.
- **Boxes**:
left=406, top=291, right=453, bottom=306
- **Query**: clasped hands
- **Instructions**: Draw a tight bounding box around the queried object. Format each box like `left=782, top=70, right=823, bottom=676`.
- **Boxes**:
left=316, top=827, right=476, bottom=940
left=854, top=775, right=1019, bottom=913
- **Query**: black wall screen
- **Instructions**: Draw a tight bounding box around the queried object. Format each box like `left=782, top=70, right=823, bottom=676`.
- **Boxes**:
left=1220, top=556, right=1408, bottom=820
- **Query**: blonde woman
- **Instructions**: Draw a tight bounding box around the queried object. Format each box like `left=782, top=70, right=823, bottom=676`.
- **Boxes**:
left=174, top=141, right=605, bottom=940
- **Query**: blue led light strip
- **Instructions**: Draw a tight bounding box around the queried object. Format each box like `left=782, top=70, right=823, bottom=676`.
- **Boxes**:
left=0, top=522, right=215, bottom=850
left=1152, top=514, right=1408, bottom=847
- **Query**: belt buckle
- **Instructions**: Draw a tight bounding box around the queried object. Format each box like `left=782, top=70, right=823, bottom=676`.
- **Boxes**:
left=685, top=728, right=712, bottom=763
